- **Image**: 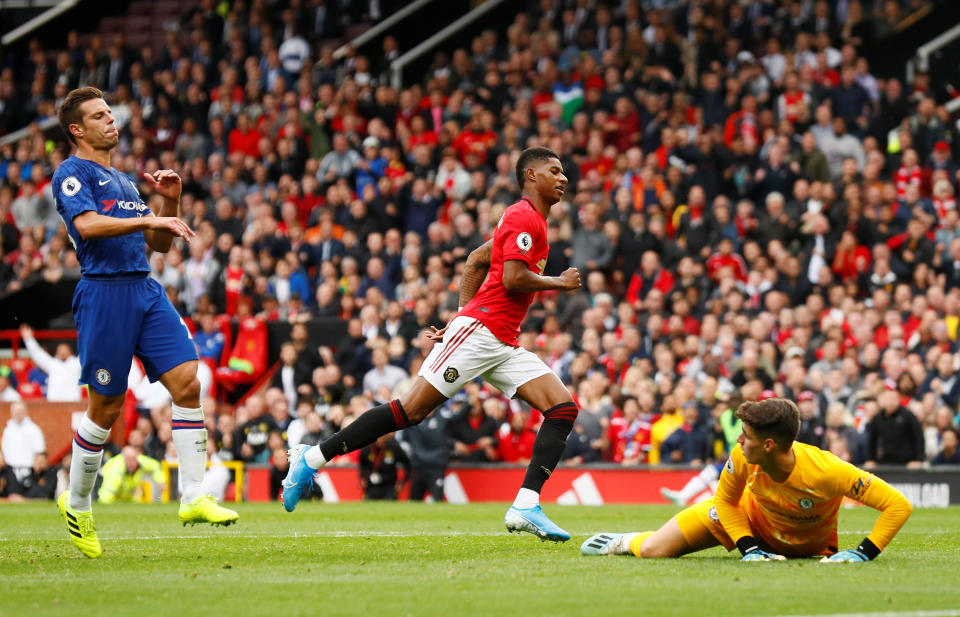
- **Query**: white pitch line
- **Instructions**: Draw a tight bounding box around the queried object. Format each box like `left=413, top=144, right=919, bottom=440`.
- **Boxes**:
left=0, top=530, right=513, bottom=540
left=0, top=529, right=946, bottom=541
left=125, top=531, right=509, bottom=540
left=755, top=611, right=960, bottom=617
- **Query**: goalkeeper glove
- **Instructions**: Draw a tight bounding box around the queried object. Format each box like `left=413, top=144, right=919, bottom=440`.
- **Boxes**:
left=741, top=548, right=786, bottom=561
left=821, top=538, right=880, bottom=563
left=737, top=537, right=786, bottom=561
left=820, top=549, right=870, bottom=563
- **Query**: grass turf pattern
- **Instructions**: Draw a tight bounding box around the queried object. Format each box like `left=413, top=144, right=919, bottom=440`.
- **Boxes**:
left=0, top=502, right=957, bottom=617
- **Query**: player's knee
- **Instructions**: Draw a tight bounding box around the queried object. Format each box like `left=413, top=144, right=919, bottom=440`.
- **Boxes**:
left=174, top=377, right=202, bottom=405
left=639, top=538, right=675, bottom=559
left=405, top=404, right=431, bottom=424
left=87, top=392, right=126, bottom=426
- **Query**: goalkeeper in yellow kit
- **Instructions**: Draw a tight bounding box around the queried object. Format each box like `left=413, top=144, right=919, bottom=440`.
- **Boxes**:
left=581, top=398, right=913, bottom=562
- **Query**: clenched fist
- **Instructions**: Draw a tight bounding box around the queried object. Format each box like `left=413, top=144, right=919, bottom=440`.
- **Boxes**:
left=558, top=267, right=581, bottom=291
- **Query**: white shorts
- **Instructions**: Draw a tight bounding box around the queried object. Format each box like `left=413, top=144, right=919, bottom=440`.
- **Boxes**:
left=418, top=315, right=553, bottom=399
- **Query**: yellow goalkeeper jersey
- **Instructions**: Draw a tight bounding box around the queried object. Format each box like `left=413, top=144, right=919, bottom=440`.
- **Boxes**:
left=713, top=442, right=912, bottom=557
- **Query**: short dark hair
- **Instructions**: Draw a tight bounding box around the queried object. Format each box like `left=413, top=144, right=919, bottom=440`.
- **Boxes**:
left=515, top=146, right=560, bottom=188
left=58, top=86, right=104, bottom=145
left=735, top=398, right=800, bottom=450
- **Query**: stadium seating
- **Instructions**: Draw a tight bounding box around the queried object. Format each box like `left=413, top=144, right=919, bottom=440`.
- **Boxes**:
left=215, top=318, right=268, bottom=392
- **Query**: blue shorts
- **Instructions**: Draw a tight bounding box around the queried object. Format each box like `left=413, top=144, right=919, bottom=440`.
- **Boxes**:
left=73, top=274, right=198, bottom=396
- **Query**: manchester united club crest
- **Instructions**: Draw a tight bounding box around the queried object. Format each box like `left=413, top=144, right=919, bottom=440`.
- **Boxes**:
left=443, top=366, right=459, bottom=383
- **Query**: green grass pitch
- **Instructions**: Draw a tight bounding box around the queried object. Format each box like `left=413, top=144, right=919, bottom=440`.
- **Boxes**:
left=1, top=502, right=958, bottom=617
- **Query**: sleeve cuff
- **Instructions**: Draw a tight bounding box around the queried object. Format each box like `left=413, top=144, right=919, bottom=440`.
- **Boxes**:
left=857, top=538, right=881, bottom=560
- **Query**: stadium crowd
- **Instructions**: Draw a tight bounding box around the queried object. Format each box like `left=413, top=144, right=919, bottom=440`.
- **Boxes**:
left=3, top=0, right=960, bottom=501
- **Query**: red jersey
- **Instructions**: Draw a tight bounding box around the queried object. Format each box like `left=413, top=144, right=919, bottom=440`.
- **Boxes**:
left=497, top=426, right=537, bottom=462
left=895, top=165, right=922, bottom=199
left=452, top=129, right=497, bottom=165
left=223, top=265, right=245, bottom=316
left=228, top=128, right=262, bottom=158
left=460, top=198, right=549, bottom=346
left=706, top=252, right=748, bottom=281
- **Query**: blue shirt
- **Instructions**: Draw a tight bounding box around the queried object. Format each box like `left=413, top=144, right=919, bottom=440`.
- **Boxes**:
left=194, top=330, right=225, bottom=361
left=53, top=156, right=151, bottom=276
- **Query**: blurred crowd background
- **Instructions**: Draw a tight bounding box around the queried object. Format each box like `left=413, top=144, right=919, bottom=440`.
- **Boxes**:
left=3, top=0, right=960, bottom=503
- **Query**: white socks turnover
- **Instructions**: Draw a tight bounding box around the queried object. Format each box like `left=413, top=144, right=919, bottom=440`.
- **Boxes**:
left=69, top=413, right=110, bottom=511
left=171, top=404, right=207, bottom=504
left=512, top=487, right=540, bottom=510
left=304, top=446, right=327, bottom=469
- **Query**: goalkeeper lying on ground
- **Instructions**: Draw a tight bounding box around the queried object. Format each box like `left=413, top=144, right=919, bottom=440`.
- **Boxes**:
left=582, top=397, right=913, bottom=562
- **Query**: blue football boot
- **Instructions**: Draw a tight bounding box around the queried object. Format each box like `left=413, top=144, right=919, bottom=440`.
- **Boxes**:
left=281, top=444, right=318, bottom=512
left=504, top=505, right=570, bottom=542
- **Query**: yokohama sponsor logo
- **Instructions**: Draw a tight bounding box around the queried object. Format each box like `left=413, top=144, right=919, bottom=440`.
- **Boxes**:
left=102, top=199, right=148, bottom=213
left=116, top=199, right=149, bottom=212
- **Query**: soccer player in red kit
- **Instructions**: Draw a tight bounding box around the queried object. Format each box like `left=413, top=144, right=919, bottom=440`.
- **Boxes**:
left=282, top=147, right=582, bottom=541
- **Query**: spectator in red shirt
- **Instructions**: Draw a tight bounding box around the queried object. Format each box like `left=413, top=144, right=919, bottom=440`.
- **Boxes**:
left=211, top=67, right=245, bottom=104
left=228, top=113, right=262, bottom=158
left=421, top=88, right=446, bottom=134
left=451, top=111, right=497, bottom=167
left=530, top=75, right=556, bottom=120
left=608, top=395, right=655, bottom=464
left=404, top=115, right=438, bottom=154
left=777, top=72, right=811, bottom=124
left=626, top=250, right=675, bottom=306
left=832, top=230, right=871, bottom=282
left=580, top=134, right=614, bottom=179
left=888, top=217, right=936, bottom=272
left=606, top=97, right=641, bottom=152
left=602, top=346, right=632, bottom=385
left=497, top=409, right=536, bottom=464
left=895, top=149, right=922, bottom=200
left=724, top=94, right=760, bottom=152
left=706, top=237, right=748, bottom=281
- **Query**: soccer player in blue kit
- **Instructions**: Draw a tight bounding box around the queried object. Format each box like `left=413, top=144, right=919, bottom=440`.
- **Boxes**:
left=51, top=87, right=237, bottom=558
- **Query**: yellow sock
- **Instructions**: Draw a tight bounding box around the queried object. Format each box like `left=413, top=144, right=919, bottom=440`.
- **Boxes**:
left=628, top=531, right=655, bottom=557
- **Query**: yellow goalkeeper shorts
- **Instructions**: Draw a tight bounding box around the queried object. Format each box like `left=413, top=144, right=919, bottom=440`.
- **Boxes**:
left=676, top=498, right=735, bottom=551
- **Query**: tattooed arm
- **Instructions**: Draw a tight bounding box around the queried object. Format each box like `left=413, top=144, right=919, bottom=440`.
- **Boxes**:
left=459, top=239, right=492, bottom=308
left=425, top=240, right=493, bottom=342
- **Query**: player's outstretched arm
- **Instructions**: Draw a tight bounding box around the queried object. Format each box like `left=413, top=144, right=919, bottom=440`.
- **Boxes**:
left=502, top=259, right=580, bottom=293
left=823, top=465, right=913, bottom=563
